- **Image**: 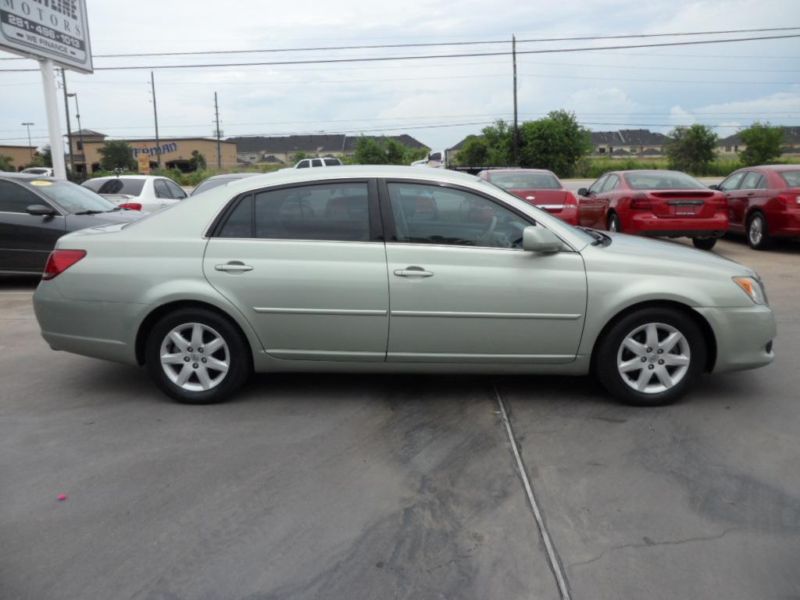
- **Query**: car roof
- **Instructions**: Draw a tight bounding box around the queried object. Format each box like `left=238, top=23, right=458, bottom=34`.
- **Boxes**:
left=203, top=173, right=260, bottom=181
left=89, top=174, right=163, bottom=181
left=0, top=172, right=56, bottom=180
left=741, top=164, right=800, bottom=171
left=223, top=164, right=482, bottom=192
left=483, top=168, right=557, bottom=174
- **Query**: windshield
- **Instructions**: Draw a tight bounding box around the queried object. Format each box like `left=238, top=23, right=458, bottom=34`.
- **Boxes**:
left=96, top=178, right=146, bottom=196
left=26, top=180, right=117, bottom=213
left=779, top=170, right=800, bottom=187
left=490, top=171, right=561, bottom=190
left=625, top=171, right=707, bottom=190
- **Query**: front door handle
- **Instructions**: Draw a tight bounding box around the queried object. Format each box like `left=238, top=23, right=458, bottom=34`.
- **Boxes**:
left=215, top=261, right=253, bottom=273
left=394, top=266, right=434, bottom=278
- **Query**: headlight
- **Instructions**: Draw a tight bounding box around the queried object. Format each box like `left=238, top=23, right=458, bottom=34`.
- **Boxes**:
left=733, top=276, right=768, bottom=305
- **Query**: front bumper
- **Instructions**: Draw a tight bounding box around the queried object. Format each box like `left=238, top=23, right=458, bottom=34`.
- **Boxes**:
left=695, top=304, right=776, bottom=373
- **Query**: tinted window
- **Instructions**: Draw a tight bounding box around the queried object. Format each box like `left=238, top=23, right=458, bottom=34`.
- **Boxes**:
left=0, top=179, right=43, bottom=213
left=165, top=180, right=186, bottom=199
left=193, top=176, right=240, bottom=195
left=489, top=171, right=561, bottom=190
left=154, top=180, right=171, bottom=199
left=253, top=183, right=370, bottom=241
left=296, top=160, right=309, bottom=168
left=740, top=172, right=764, bottom=190
left=311, top=159, right=323, bottom=167
left=387, top=182, right=530, bottom=249
left=218, top=195, right=253, bottom=237
left=82, top=178, right=103, bottom=192
left=98, top=178, right=146, bottom=196
left=779, top=171, right=800, bottom=187
left=323, top=158, right=341, bottom=166
left=588, top=176, right=607, bottom=194
left=720, top=172, right=745, bottom=191
left=625, top=171, right=706, bottom=190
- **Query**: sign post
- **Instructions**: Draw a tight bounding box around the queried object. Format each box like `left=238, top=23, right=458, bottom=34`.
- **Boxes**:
left=0, top=0, right=93, bottom=179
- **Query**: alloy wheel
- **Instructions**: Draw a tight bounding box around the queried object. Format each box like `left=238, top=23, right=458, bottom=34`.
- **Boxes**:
left=616, top=322, right=691, bottom=394
left=159, top=322, right=230, bottom=392
left=748, top=215, right=764, bottom=247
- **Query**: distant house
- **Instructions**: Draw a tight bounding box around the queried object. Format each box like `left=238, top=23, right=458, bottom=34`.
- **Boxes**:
left=0, top=144, right=37, bottom=171
left=590, top=129, right=670, bottom=157
left=229, top=134, right=428, bottom=164
left=718, top=126, right=800, bottom=156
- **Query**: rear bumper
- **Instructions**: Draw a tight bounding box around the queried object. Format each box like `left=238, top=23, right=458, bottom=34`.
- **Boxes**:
left=640, top=230, right=726, bottom=239
left=33, top=282, right=140, bottom=365
left=695, top=304, right=776, bottom=373
left=627, top=213, right=728, bottom=237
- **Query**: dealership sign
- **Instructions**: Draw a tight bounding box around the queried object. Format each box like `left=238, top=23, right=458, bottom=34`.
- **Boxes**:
left=0, top=0, right=93, bottom=73
left=131, top=142, right=178, bottom=158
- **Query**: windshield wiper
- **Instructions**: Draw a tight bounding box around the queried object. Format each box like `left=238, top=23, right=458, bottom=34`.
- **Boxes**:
left=579, top=227, right=611, bottom=246
left=73, top=209, right=105, bottom=215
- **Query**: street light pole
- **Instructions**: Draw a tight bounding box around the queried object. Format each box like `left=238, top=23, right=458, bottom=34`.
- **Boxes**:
left=150, top=71, right=161, bottom=169
left=61, top=68, right=75, bottom=177
left=21, top=122, right=34, bottom=161
left=68, top=93, right=86, bottom=176
left=214, top=91, right=222, bottom=169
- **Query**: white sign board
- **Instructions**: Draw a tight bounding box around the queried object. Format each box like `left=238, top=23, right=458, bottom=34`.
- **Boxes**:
left=0, top=0, right=93, bottom=73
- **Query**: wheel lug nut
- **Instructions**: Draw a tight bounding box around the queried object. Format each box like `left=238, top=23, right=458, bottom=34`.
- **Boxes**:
left=640, top=357, right=647, bottom=362
left=183, top=356, right=190, bottom=362
left=198, top=347, right=204, bottom=353
left=657, top=349, right=663, bottom=354
left=658, top=359, right=665, bottom=365
left=648, top=364, right=654, bottom=370
left=201, top=357, right=207, bottom=363
left=187, top=346, right=193, bottom=352
left=646, top=347, right=653, bottom=353
left=192, top=363, right=198, bottom=369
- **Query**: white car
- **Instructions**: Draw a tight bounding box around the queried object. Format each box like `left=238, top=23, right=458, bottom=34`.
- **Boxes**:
left=21, top=167, right=55, bottom=176
left=294, top=157, right=343, bottom=169
left=82, top=175, right=188, bottom=212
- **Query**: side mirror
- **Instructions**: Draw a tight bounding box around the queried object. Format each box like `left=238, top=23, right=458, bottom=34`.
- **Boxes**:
left=577, top=187, right=590, bottom=197
left=26, top=204, right=57, bottom=217
left=708, top=184, right=720, bottom=190
left=522, top=226, right=563, bottom=253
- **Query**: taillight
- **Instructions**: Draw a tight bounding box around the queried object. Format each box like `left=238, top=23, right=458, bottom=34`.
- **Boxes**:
left=630, top=194, right=652, bottom=210
left=43, top=249, right=86, bottom=280
left=119, top=202, right=142, bottom=211
left=565, top=191, right=578, bottom=206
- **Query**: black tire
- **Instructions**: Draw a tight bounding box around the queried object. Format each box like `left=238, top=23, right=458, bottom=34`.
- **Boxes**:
left=595, top=307, right=707, bottom=407
left=692, top=237, right=717, bottom=251
left=145, top=307, right=251, bottom=404
left=746, top=212, right=772, bottom=250
left=607, top=212, right=622, bottom=233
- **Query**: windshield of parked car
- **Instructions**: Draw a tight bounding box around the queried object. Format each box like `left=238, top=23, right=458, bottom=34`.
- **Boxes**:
left=26, top=180, right=117, bottom=213
left=95, top=178, right=146, bottom=196
left=192, top=175, right=246, bottom=195
left=490, top=171, right=561, bottom=190
left=779, top=170, right=800, bottom=187
left=625, top=171, right=707, bottom=190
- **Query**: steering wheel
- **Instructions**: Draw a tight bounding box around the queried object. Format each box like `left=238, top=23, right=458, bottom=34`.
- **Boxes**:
left=476, top=215, right=498, bottom=245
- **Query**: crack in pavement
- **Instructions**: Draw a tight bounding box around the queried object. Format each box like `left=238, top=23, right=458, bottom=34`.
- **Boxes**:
left=567, top=527, right=740, bottom=570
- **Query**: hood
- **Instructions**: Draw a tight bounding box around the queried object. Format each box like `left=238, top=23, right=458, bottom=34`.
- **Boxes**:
left=585, top=231, right=753, bottom=278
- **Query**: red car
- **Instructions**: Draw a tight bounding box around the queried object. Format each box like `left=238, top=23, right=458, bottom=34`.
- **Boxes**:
left=714, top=165, right=800, bottom=250
left=577, top=170, right=728, bottom=250
left=478, top=168, right=579, bottom=225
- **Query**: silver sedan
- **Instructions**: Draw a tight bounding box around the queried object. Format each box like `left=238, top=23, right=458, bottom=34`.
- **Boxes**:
left=33, top=166, right=776, bottom=406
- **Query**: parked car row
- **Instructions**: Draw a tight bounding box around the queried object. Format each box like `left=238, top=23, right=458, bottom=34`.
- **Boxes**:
left=479, top=165, right=800, bottom=251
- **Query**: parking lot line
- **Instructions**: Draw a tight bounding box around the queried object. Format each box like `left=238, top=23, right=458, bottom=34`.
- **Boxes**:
left=494, top=384, right=572, bottom=600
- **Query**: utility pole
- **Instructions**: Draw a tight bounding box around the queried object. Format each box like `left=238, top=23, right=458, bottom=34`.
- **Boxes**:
left=21, top=122, right=35, bottom=161
left=61, top=68, right=75, bottom=177
left=512, top=34, right=519, bottom=166
left=214, top=91, right=222, bottom=169
left=67, top=93, right=86, bottom=177
left=150, top=71, right=161, bottom=168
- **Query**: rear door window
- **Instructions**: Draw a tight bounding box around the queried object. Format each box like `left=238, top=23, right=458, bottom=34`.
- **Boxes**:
left=98, top=178, right=145, bottom=196
left=311, top=159, right=323, bottom=167
left=740, top=172, right=764, bottom=190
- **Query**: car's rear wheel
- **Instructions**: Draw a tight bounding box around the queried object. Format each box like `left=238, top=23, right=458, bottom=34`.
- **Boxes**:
left=145, top=308, right=251, bottom=404
left=595, top=307, right=706, bottom=406
left=692, top=237, right=717, bottom=250
left=747, top=212, right=772, bottom=250
left=607, top=213, right=622, bottom=233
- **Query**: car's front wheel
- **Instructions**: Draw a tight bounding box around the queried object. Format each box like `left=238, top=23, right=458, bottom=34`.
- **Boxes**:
left=145, top=308, right=251, bottom=404
left=595, top=307, right=706, bottom=406
left=692, top=237, right=717, bottom=250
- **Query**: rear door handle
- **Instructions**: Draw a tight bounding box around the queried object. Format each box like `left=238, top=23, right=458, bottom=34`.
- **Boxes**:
left=394, top=266, right=434, bottom=278
left=215, top=261, right=253, bottom=273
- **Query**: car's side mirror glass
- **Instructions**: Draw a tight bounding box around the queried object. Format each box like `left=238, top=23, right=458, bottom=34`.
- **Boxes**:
left=708, top=184, right=720, bottom=190
left=522, top=226, right=562, bottom=253
left=577, top=187, right=589, bottom=197
left=26, top=204, right=57, bottom=217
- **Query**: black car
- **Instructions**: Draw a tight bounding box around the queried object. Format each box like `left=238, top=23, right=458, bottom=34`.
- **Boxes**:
left=0, top=174, right=141, bottom=275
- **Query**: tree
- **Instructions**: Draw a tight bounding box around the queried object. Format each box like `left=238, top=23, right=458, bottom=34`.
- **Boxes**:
left=291, top=151, right=307, bottom=163
left=518, top=110, right=592, bottom=176
left=351, top=136, right=424, bottom=165
left=190, top=150, right=207, bottom=171
left=666, top=124, right=718, bottom=174
left=739, top=123, right=784, bottom=166
left=455, top=136, right=489, bottom=166
left=98, top=140, right=136, bottom=171
left=0, top=155, right=13, bottom=172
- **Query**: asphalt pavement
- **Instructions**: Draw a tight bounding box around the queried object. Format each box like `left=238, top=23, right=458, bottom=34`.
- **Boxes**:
left=1, top=236, right=798, bottom=600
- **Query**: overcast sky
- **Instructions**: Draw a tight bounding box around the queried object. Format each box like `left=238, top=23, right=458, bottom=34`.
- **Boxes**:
left=1, top=0, right=799, bottom=152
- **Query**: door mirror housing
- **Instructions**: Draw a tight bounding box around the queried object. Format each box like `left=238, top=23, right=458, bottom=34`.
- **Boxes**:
left=577, top=187, right=590, bottom=197
left=522, top=226, right=563, bottom=253
left=708, top=184, right=720, bottom=190
left=26, top=204, right=57, bottom=217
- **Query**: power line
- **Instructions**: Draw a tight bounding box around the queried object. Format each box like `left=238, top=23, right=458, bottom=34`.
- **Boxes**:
left=1, top=25, right=798, bottom=61
left=2, top=33, right=799, bottom=73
